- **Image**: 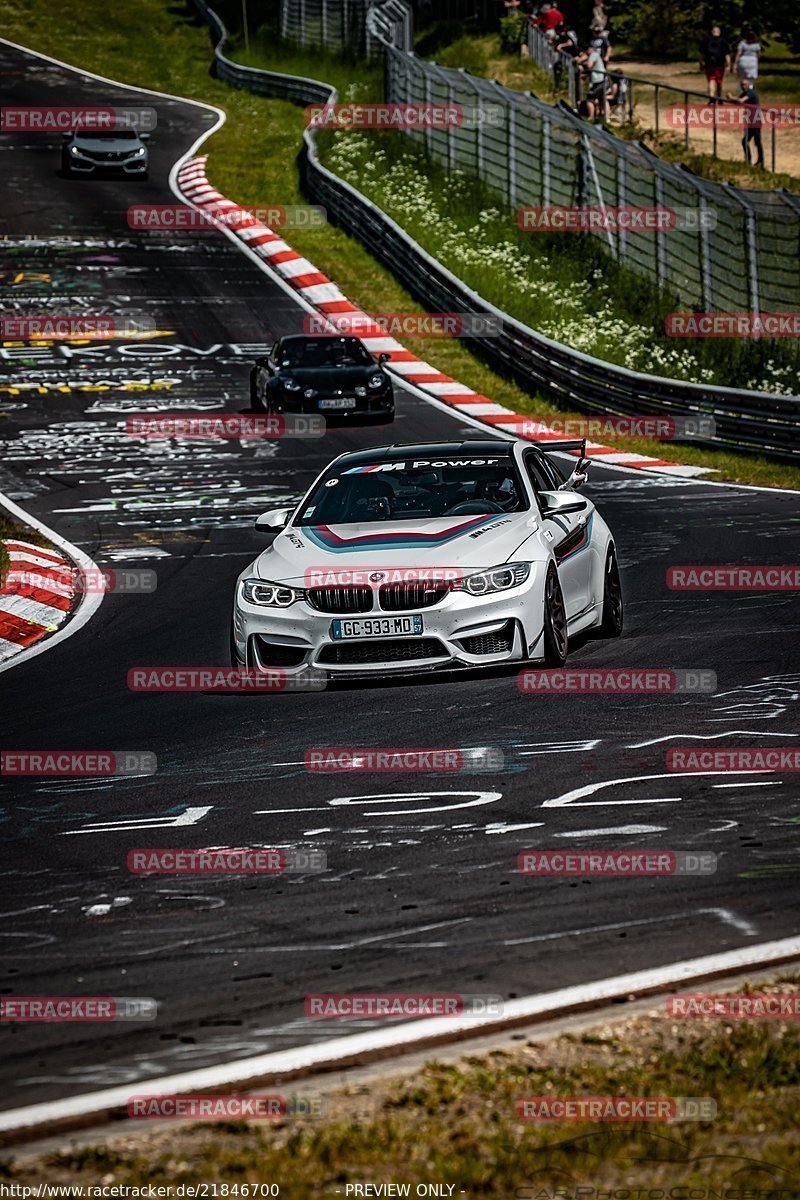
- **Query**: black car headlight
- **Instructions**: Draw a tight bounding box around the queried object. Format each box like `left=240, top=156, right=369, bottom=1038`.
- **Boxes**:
left=355, top=385, right=367, bottom=397
left=303, top=387, right=316, bottom=399
left=241, top=578, right=305, bottom=607
left=457, top=562, right=530, bottom=597
left=368, top=373, right=386, bottom=389
left=282, top=378, right=301, bottom=392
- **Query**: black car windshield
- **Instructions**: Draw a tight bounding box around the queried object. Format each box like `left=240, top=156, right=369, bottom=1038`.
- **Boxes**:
left=75, top=130, right=140, bottom=139
left=278, top=338, right=373, bottom=368
left=295, top=456, right=527, bottom=525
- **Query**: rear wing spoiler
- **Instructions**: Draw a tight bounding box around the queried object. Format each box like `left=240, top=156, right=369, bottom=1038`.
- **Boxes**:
left=535, top=439, right=587, bottom=456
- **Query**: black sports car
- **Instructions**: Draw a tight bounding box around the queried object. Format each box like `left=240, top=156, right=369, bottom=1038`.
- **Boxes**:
left=249, top=335, right=394, bottom=424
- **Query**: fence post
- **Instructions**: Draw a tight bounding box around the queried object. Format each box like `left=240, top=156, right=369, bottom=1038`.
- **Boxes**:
left=581, top=133, right=616, bottom=256
left=542, top=112, right=551, bottom=209
left=618, top=153, right=627, bottom=264
left=683, top=91, right=689, bottom=149
left=655, top=83, right=659, bottom=135
left=699, top=195, right=713, bottom=311
left=724, top=184, right=760, bottom=313
left=653, top=172, right=667, bottom=286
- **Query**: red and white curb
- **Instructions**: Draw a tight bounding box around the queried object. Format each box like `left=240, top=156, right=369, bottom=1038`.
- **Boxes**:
left=177, top=157, right=711, bottom=479
left=0, top=539, right=79, bottom=665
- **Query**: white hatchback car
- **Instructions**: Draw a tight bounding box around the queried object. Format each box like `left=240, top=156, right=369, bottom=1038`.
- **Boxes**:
left=231, top=439, right=623, bottom=677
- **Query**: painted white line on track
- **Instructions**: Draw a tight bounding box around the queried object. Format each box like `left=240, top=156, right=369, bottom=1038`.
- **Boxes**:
left=1, top=934, right=798, bottom=1136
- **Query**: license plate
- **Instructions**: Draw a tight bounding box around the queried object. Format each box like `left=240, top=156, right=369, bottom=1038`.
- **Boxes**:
left=331, top=615, right=424, bottom=640
left=319, top=397, right=356, bottom=410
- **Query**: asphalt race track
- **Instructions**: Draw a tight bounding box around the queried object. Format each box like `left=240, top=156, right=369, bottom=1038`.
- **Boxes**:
left=1, top=40, right=799, bottom=1111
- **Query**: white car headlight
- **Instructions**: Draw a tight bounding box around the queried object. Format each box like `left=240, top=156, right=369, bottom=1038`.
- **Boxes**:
left=367, top=373, right=385, bottom=389
left=69, top=144, right=83, bottom=156
left=282, top=378, right=301, bottom=392
left=457, top=562, right=530, bottom=596
left=241, top=578, right=304, bottom=607
left=131, top=146, right=146, bottom=157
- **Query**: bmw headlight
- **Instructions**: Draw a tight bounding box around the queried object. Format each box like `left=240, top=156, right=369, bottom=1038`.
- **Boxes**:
left=241, top=578, right=305, bottom=607
left=367, top=373, right=385, bottom=390
left=457, top=562, right=530, bottom=596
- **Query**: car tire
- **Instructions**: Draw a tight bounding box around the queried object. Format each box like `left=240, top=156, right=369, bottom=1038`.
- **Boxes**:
left=542, top=564, right=568, bottom=666
left=598, top=546, right=624, bottom=637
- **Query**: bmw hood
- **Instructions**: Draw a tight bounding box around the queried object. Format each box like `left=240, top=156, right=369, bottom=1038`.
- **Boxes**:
left=255, top=513, right=541, bottom=585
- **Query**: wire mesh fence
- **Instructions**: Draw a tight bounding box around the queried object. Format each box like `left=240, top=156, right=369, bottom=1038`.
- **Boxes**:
left=380, top=32, right=800, bottom=313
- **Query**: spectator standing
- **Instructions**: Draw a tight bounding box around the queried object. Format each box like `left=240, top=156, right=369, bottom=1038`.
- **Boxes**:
left=606, top=68, right=627, bottom=120
left=578, top=42, right=609, bottom=120
left=536, top=1, right=564, bottom=42
left=590, top=23, right=612, bottom=64
left=591, top=0, right=608, bottom=30
left=727, top=76, right=765, bottom=167
left=734, top=28, right=762, bottom=82
left=699, top=24, right=730, bottom=98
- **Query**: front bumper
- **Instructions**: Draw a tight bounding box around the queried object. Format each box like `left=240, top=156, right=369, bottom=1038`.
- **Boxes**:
left=65, top=155, right=147, bottom=175
left=268, top=386, right=394, bottom=419
left=232, top=572, right=544, bottom=676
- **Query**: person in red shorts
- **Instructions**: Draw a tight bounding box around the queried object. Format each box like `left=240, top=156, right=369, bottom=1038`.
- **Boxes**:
left=699, top=24, right=731, bottom=99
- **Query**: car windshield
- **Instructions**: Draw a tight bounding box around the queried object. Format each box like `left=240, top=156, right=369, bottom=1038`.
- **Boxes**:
left=75, top=129, right=140, bottom=139
left=295, top=456, right=527, bottom=525
left=278, top=338, right=373, bottom=368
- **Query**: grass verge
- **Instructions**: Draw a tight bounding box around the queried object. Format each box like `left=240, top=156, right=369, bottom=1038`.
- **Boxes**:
left=2, top=0, right=799, bottom=487
left=3, top=974, right=799, bottom=1192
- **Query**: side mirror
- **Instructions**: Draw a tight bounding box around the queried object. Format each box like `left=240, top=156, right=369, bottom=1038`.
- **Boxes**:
left=378, top=352, right=390, bottom=364
left=539, top=491, right=588, bottom=517
left=254, top=507, right=291, bottom=533
left=559, top=456, right=591, bottom=492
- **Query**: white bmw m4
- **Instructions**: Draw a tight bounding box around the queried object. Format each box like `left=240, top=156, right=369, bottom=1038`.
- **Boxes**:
left=231, top=439, right=623, bottom=677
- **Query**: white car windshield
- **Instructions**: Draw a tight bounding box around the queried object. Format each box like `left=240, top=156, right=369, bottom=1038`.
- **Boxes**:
left=296, top=457, right=527, bottom=525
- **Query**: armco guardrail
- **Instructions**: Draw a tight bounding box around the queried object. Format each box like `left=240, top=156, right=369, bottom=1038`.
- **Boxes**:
left=190, top=0, right=799, bottom=461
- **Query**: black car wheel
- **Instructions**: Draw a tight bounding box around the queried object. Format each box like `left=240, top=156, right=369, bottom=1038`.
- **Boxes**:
left=598, top=546, right=624, bottom=637
left=542, top=564, right=568, bottom=666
